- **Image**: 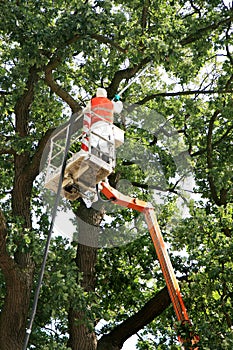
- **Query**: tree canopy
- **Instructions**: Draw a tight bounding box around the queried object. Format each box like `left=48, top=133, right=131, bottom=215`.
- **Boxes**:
left=0, top=0, right=232, bottom=349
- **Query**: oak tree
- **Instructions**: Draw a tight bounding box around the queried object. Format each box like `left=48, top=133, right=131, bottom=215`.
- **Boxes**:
left=0, top=0, right=232, bottom=349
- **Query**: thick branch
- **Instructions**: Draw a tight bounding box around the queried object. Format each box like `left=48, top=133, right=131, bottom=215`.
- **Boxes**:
left=137, top=88, right=233, bottom=104
left=14, top=66, right=39, bottom=137
left=12, top=66, right=39, bottom=226
left=141, top=0, right=150, bottom=32
left=131, top=181, right=180, bottom=195
left=44, top=28, right=128, bottom=111
left=0, top=209, right=16, bottom=274
left=44, top=64, right=80, bottom=113
left=91, top=34, right=127, bottom=53
left=97, top=286, right=170, bottom=350
left=0, top=149, right=16, bottom=156
left=206, top=110, right=222, bottom=205
left=180, top=13, right=233, bottom=46
left=53, top=32, right=127, bottom=53
left=107, top=58, right=151, bottom=98
left=191, top=123, right=233, bottom=157
left=26, top=128, right=55, bottom=182
left=68, top=203, right=104, bottom=349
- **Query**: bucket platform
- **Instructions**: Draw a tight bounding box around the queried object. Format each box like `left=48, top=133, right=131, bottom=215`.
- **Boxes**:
left=43, top=112, right=124, bottom=201
left=45, top=150, right=113, bottom=201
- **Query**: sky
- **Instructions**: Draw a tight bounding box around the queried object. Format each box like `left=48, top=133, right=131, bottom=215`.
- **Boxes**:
left=96, top=320, right=139, bottom=349
left=122, top=335, right=138, bottom=349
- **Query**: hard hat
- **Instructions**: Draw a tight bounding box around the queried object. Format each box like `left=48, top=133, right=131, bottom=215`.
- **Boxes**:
left=96, top=88, right=107, bottom=97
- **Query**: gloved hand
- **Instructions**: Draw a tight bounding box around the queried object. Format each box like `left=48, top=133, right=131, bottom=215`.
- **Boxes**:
left=113, top=100, right=123, bottom=114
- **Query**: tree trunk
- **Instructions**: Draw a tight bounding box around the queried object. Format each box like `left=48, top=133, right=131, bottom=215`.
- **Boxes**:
left=68, top=242, right=98, bottom=350
left=0, top=263, right=34, bottom=350
left=0, top=66, right=39, bottom=349
left=68, top=308, right=98, bottom=350
left=68, top=202, right=104, bottom=350
left=0, top=158, right=35, bottom=349
left=67, top=197, right=172, bottom=350
left=0, top=207, right=34, bottom=350
left=0, top=177, right=35, bottom=349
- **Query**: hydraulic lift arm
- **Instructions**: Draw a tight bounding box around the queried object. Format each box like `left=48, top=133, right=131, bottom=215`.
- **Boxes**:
left=100, top=181, right=199, bottom=349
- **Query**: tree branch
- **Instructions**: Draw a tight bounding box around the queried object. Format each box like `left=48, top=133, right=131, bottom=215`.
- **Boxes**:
left=44, top=28, right=128, bottom=111
left=0, top=209, right=16, bottom=274
left=206, top=110, right=222, bottom=205
left=180, top=13, right=233, bottom=46
left=26, top=128, right=56, bottom=182
left=44, top=62, right=80, bottom=113
left=137, top=88, right=233, bottom=104
left=14, top=66, right=39, bottom=137
left=0, top=149, right=16, bottom=156
left=141, top=0, right=150, bottom=33
left=190, top=0, right=201, bottom=18
left=131, top=181, right=179, bottom=195
left=97, top=286, right=170, bottom=350
left=54, top=32, right=127, bottom=54
left=191, top=123, right=233, bottom=157
left=90, top=34, right=127, bottom=53
left=107, top=58, right=151, bottom=98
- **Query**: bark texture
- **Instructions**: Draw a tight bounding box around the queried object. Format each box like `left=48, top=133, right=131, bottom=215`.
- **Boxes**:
left=97, top=286, right=170, bottom=350
left=0, top=67, right=38, bottom=349
left=68, top=202, right=104, bottom=350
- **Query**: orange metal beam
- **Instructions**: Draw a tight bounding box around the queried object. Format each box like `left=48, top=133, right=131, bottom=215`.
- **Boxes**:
left=99, top=181, right=153, bottom=212
left=100, top=181, right=199, bottom=349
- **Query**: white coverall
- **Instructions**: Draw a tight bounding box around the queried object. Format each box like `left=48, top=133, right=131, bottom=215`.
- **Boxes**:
left=83, top=88, right=123, bottom=157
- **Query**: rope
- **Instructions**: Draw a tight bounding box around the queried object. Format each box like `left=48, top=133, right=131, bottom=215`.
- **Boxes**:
left=23, top=111, right=77, bottom=350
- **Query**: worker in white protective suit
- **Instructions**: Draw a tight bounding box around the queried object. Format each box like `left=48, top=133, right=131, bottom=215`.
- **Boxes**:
left=82, top=88, right=123, bottom=162
left=79, top=88, right=123, bottom=206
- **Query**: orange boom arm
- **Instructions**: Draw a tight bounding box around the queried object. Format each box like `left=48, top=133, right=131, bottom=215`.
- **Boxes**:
left=100, top=181, right=199, bottom=349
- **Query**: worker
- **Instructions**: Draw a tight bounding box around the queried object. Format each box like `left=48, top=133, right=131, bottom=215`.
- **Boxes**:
left=82, top=88, right=123, bottom=162
left=78, top=88, right=123, bottom=206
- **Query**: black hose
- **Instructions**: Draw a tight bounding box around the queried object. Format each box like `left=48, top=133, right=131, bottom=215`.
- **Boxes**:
left=23, top=112, right=77, bottom=350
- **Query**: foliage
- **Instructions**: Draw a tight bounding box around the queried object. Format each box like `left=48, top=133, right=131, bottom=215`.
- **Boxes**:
left=0, top=0, right=232, bottom=349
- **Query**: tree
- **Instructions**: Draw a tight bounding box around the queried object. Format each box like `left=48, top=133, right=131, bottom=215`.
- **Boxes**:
left=0, top=0, right=232, bottom=349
